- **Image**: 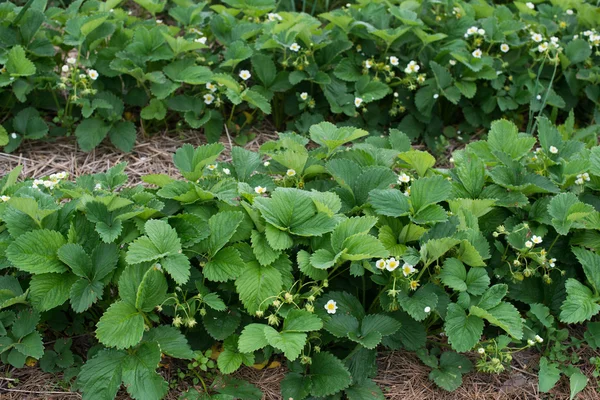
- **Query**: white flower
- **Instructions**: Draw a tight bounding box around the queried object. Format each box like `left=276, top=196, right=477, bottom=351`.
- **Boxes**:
left=398, top=173, right=411, bottom=183
left=424, top=306, right=431, bottom=313
left=156, top=19, right=162, bottom=24
left=222, top=168, right=231, bottom=175
left=538, top=42, right=549, bottom=52
left=286, top=169, right=296, bottom=177
left=466, top=26, right=478, bottom=35
left=449, top=59, right=457, bottom=66
left=386, top=258, right=399, bottom=272
left=584, top=30, right=593, bottom=37
left=550, top=36, right=559, bottom=44
left=263, top=161, right=270, bottom=167
left=402, top=263, right=416, bottom=277
left=203, top=93, right=215, bottom=105
left=195, top=37, right=208, bottom=44
left=404, top=60, right=420, bottom=74
left=478, top=29, right=485, bottom=35
left=472, top=48, right=483, bottom=58
left=267, top=13, right=282, bottom=21
left=87, top=69, right=99, bottom=80
left=449, top=157, right=455, bottom=163
left=0, top=195, right=10, bottom=202
left=575, top=177, right=585, bottom=185
left=300, top=92, right=308, bottom=100
left=79, top=74, right=85, bottom=79
left=566, top=9, right=573, bottom=15
left=549, top=258, right=556, bottom=268
left=206, top=82, right=217, bottom=92
left=417, top=74, right=426, bottom=84
left=393, top=92, right=399, bottom=98
left=207, top=164, right=217, bottom=171
left=375, top=259, right=387, bottom=270
left=289, top=42, right=301, bottom=52
left=535, top=335, right=544, bottom=343
left=582, top=172, right=591, bottom=181
left=531, top=33, right=543, bottom=43
left=433, top=93, right=439, bottom=99
left=365, top=60, right=372, bottom=69
left=66, top=57, right=76, bottom=65
left=531, top=235, right=543, bottom=244
left=239, top=70, right=251, bottom=80
left=10, top=133, right=17, bottom=139
left=56, top=172, right=67, bottom=180
left=325, top=300, right=338, bottom=314
left=354, top=97, right=363, bottom=108
left=525, top=241, right=533, bottom=248
left=389, top=56, right=399, bottom=66
left=549, top=146, right=558, bottom=154
left=500, top=44, right=510, bottom=53
left=254, top=186, right=267, bottom=194
left=536, top=94, right=542, bottom=100
left=527, top=339, right=535, bottom=346
left=62, top=65, right=69, bottom=72
left=526, top=2, right=535, bottom=9
left=94, top=183, right=102, bottom=190
left=478, top=348, right=485, bottom=354
left=43, top=180, right=55, bottom=188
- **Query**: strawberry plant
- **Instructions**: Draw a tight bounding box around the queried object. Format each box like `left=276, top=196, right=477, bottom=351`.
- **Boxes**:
left=1, top=0, right=599, bottom=151
left=1, top=116, right=600, bottom=398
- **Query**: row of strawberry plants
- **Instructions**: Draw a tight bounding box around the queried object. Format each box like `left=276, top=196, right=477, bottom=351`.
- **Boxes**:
left=1, top=116, right=600, bottom=398
left=1, top=0, right=599, bottom=152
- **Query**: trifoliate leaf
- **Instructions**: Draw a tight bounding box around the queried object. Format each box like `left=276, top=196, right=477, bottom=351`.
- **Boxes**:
left=444, top=303, right=483, bottom=352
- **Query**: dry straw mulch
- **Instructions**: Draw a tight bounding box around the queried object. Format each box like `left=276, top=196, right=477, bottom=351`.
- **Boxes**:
left=0, top=128, right=279, bottom=182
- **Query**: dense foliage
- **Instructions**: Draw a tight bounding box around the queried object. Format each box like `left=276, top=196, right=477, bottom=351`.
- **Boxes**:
left=1, top=0, right=599, bottom=152
left=1, top=116, right=600, bottom=398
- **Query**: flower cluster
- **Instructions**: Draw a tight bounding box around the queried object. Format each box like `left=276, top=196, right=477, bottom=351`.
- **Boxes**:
left=575, top=172, right=591, bottom=185
left=465, top=26, right=485, bottom=38
left=32, top=172, right=68, bottom=190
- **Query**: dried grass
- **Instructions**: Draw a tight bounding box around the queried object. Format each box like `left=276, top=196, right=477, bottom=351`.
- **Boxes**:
left=0, top=128, right=279, bottom=183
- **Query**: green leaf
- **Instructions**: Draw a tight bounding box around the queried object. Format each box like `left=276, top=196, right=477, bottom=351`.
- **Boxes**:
left=539, top=356, right=561, bottom=392
left=14, top=331, right=44, bottom=359
left=6, top=46, right=36, bottom=76
left=122, top=342, right=169, bottom=400
left=204, top=246, right=244, bottom=282
left=235, top=262, right=282, bottom=315
left=309, top=122, right=368, bottom=154
left=410, top=176, right=452, bottom=213
left=264, top=327, right=306, bottom=361
left=572, top=247, right=600, bottom=293
left=202, top=293, right=227, bottom=311
left=250, top=230, right=281, bottom=266
left=397, top=286, right=438, bottom=322
left=251, top=54, right=276, bottom=87
left=487, top=119, right=536, bottom=160
left=238, top=323, right=270, bottom=353
left=398, top=150, right=435, bottom=177
left=477, top=284, right=507, bottom=310
left=430, top=352, right=472, bottom=392
left=469, top=302, right=523, bottom=340
left=7, top=229, right=66, bottom=274
left=172, top=143, right=225, bottom=181
left=96, top=301, right=145, bottom=349
left=548, top=193, right=595, bottom=235
left=570, top=371, right=588, bottom=400
left=143, top=326, right=195, bottom=359
left=70, top=279, right=104, bottom=313
left=164, top=59, right=212, bottom=84
left=109, top=121, right=137, bottom=152
left=207, top=211, right=244, bottom=256
left=560, top=279, right=600, bottom=324
left=369, top=189, right=410, bottom=217
left=309, top=352, right=352, bottom=397
left=439, top=258, right=467, bottom=292
left=202, top=308, right=241, bottom=341
left=345, top=379, right=385, bottom=400
left=444, top=303, right=483, bottom=352
left=242, top=89, right=271, bottom=114
left=565, top=39, right=592, bottom=64
left=30, top=273, right=77, bottom=311
left=355, top=76, right=390, bottom=103
left=77, top=349, right=126, bottom=400
left=136, top=266, right=168, bottom=312
left=283, top=309, right=323, bottom=332
left=231, top=146, right=261, bottom=182
left=161, top=253, right=191, bottom=286
left=58, top=243, right=92, bottom=278
left=75, top=118, right=110, bottom=152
